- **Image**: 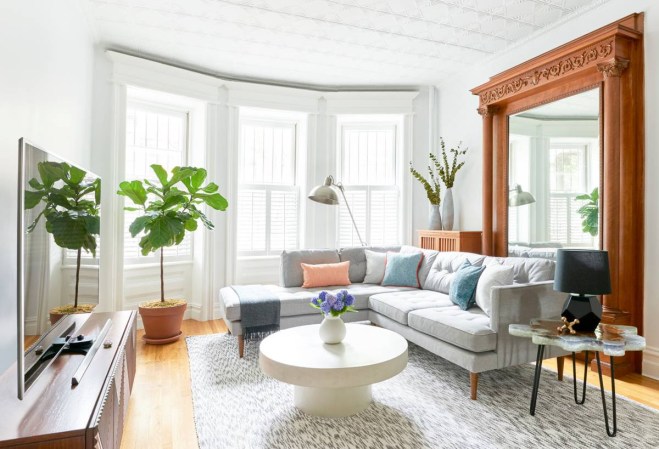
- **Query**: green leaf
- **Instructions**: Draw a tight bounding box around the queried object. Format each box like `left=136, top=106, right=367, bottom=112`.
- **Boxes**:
left=117, top=180, right=147, bottom=206
left=184, top=218, right=198, bottom=232
left=191, top=168, right=207, bottom=190
left=199, top=193, right=228, bottom=211
left=28, top=178, right=43, bottom=190
left=38, top=162, right=66, bottom=187
left=162, top=194, right=187, bottom=210
left=151, top=164, right=169, bottom=187
left=24, top=190, right=44, bottom=209
left=68, top=166, right=87, bottom=184
left=84, top=215, right=101, bottom=235
left=202, top=182, right=219, bottom=193
left=168, top=167, right=195, bottom=187
left=49, top=193, right=73, bottom=209
left=128, top=215, right=152, bottom=237
left=46, top=213, right=88, bottom=250
left=148, top=215, right=185, bottom=248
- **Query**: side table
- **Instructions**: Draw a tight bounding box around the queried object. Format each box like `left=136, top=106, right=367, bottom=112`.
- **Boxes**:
left=509, top=319, right=646, bottom=437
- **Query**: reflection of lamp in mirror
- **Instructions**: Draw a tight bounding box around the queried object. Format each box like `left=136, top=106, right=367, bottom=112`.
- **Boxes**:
left=308, top=175, right=366, bottom=246
left=509, top=184, right=536, bottom=207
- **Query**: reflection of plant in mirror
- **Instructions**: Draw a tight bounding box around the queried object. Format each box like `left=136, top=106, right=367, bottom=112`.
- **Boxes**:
left=576, top=187, right=598, bottom=236
left=436, top=137, right=468, bottom=189
left=25, top=162, right=101, bottom=309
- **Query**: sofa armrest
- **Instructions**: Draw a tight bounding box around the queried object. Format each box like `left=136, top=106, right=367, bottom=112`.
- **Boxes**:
left=490, top=281, right=568, bottom=368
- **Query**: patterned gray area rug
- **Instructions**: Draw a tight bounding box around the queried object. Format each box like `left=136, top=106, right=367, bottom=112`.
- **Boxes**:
left=186, top=333, right=659, bottom=449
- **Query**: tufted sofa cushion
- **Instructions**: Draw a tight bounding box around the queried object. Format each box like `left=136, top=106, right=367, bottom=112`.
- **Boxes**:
left=368, top=290, right=450, bottom=325
left=484, top=256, right=555, bottom=284
left=408, top=306, right=496, bottom=353
left=339, top=246, right=401, bottom=283
left=423, top=252, right=486, bottom=294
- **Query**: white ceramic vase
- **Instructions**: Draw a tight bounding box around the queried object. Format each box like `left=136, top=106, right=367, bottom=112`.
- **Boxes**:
left=319, top=315, right=346, bottom=344
left=428, top=204, right=442, bottom=230
left=442, top=188, right=454, bottom=230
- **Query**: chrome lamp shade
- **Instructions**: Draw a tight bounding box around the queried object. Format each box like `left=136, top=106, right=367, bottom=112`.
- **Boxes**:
left=308, top=176, right=339, bottom=205
left=509, top=184, right=536, bottom=207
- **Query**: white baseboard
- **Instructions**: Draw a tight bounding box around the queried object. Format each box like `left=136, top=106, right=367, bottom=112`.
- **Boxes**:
left=643, top=346, right=659, bottom=380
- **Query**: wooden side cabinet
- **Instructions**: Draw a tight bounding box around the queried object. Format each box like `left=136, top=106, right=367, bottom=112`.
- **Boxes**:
left=0, top=311, right=137, bottom=449
left=417, top=230, right=482, bottom=253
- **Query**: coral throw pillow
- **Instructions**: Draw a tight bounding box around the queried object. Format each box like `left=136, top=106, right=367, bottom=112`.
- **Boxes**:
left=301, top=261, right=351, bottom=288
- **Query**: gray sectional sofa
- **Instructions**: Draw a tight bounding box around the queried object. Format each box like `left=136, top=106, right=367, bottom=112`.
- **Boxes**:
left=219, top=246, right=568, bottom=399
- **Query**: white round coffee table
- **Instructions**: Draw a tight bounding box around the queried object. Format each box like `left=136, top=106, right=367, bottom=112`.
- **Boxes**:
left=259, top=323, right=408, bottom=418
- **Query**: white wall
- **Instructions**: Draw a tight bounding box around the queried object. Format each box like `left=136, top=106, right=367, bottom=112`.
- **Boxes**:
left=434, top=0, right=659, bottom=378
left=0, top=1, right=95, bottom=374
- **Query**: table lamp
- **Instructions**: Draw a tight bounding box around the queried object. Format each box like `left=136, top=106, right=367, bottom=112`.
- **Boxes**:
left=553, top=249, right=611, bottom=332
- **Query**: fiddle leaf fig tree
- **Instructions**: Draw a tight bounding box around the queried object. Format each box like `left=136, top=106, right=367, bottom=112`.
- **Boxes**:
left=25, top=161, right=101, bottom=310
left=576, top=187, right=599, bottom=237
left=118, top=164, right=228, bottom=304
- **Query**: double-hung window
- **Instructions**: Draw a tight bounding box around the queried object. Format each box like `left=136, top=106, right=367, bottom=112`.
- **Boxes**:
left=337, top=118, right=402, bottom=247
left=236, top=114, right=301, bottom=256
left=124, top=100, right=192, bottom=263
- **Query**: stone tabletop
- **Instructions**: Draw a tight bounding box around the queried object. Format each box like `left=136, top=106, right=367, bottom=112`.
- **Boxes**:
left=509, top=319, right=646, bottom=357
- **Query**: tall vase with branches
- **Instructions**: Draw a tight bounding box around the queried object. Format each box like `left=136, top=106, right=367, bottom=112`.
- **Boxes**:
left=435, top=138, right=468, bottom=230
left=409, top=156, right=442, bottom=229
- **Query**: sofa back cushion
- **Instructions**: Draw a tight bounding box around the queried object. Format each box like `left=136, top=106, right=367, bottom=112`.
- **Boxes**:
left=484, top=256, right=555, bottom=283
left=280, top=249, right=340, bottom=287
left=339, top=246, right=400, bottom=283
left=423, top=252, right=486, bottom=294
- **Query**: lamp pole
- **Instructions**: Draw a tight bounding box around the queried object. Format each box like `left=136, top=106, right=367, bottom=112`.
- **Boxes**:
left=334, top=181, right=366, bottom=247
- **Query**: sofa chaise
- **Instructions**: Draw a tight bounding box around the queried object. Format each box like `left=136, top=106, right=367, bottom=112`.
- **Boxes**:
left=219, top=246, right=568, bottom=399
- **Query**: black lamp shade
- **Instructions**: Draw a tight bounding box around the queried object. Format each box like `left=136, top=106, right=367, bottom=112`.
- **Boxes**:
left=554, top=249, right=611, bottom=295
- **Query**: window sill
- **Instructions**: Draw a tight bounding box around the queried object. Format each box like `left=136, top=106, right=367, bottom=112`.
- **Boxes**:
left=123, top=260, right=194, bottom=269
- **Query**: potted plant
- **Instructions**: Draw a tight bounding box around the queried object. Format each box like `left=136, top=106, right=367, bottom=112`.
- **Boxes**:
left=25, top=161, right=101, bottom=324
left=435, top=138, right=468, bottom=231
left=118, top=164, right=228, bottom=344
left=409, top=155, right=442, bottom=230
left=576, top=187, right=599, bottom=236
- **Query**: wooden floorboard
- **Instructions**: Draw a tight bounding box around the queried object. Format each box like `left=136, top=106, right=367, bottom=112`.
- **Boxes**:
left=120, top=320, right=659, bottom=449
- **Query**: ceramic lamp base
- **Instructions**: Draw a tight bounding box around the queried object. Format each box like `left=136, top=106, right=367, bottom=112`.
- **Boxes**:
left=561, top=294, right=602, bottom=332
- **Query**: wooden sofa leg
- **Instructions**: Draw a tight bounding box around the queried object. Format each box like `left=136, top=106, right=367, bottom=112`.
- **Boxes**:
left=470, top=372, right=479, bottom=400
left=238, top=335, right=245, bottom=358
left=557, top=356, right=565, bottom=381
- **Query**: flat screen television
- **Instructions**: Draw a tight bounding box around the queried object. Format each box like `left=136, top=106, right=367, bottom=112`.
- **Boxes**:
left=17, top=138, right=101, bottom=399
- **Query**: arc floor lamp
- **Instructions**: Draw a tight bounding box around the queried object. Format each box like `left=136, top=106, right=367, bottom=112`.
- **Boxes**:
left=308, top=175, right=366, bottom=246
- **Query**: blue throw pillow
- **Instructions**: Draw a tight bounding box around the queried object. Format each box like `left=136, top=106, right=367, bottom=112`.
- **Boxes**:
left=382, top=252, right=424, bottom=288
left=449, top=260, right=485, bottom=310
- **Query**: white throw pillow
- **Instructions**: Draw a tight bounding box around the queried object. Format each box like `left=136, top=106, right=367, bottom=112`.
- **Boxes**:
left=364, top=250, right=387, bottom=284
left=475, top=263, right=514, bottom=316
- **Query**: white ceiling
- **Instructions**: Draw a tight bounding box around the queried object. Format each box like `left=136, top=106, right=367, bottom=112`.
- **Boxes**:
left=83, top=0, right=609, bottom=88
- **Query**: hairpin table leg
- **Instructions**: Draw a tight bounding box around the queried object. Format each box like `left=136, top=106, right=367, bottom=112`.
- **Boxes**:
left=530, top=344, right=545, bottom=416
left=595, top=352, right=617, bottom=437
left=572, top=351, right=589, bottom=404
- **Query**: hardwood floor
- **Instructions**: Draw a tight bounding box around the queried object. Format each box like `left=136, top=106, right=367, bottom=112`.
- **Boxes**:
left=120, top=320, right=659, bottom=449
left=120, top=319, right=227, bottom=449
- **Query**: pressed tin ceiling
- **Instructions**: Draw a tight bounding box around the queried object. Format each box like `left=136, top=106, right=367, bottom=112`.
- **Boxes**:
left=83, top=0, right=610, bottom=88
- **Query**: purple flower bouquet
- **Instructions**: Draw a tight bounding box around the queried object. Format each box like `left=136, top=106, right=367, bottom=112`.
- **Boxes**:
left=310, top=290, right=357, bottom=317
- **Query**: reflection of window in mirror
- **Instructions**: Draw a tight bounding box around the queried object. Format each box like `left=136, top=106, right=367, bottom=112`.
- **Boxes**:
left=508, top=89, right=600, bottom=260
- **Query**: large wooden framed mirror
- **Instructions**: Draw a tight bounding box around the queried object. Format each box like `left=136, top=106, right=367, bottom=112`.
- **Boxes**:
left=471, top=14, right=644, bottom=374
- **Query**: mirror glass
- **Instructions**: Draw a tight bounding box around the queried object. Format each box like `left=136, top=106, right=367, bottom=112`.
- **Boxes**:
left=508, top=88, right=600, bottom=259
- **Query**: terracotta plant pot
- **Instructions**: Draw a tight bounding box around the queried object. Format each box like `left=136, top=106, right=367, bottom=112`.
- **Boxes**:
left=139, top=302, right=187, bottom=345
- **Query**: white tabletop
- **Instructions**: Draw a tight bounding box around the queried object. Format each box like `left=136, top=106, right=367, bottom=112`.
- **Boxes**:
left=259, top=323, right=408, bottom=389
